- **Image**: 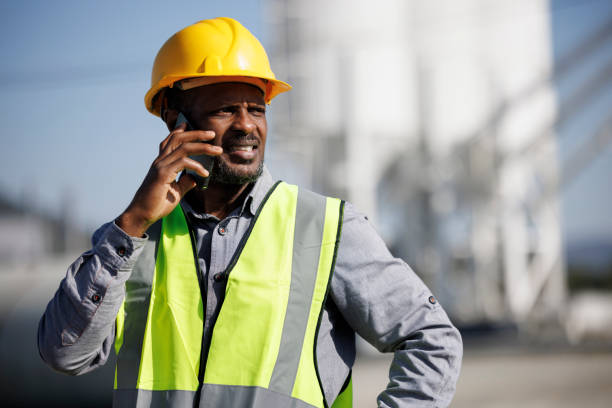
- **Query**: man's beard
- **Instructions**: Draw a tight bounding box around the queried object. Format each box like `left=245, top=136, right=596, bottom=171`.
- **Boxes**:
left=210, top=157, right=263, bottom=185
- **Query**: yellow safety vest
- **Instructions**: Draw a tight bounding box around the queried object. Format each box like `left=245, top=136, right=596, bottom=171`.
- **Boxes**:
left=113, top=182, right=351, bottom=407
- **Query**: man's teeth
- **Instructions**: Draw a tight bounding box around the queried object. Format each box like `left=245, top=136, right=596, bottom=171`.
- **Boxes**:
left=234, top=146, right=254, bottom=152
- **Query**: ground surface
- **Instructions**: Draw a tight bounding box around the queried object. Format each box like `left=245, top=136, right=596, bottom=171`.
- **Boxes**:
left=352, top=349, right=612, bottom=407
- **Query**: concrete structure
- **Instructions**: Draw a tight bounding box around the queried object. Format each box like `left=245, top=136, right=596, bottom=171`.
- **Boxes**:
left=264, top=0, right=567, bottom=330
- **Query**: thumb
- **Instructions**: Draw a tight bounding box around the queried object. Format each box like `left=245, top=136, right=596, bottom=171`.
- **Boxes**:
left=176, top=172, right=198, bottom=197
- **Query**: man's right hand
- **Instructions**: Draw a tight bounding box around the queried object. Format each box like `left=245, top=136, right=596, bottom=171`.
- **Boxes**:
left=116, top=123, right=222, bottom=237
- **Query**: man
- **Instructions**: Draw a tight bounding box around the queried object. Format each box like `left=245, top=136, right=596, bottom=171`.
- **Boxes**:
left=38, top=17, right=462, bottom=408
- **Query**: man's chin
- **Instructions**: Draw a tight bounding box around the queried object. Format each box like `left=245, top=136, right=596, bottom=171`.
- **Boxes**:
left=210, top=159, right=263, bottom=185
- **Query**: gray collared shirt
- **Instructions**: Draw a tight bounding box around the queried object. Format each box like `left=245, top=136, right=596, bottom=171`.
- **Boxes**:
left=38, top=167, right=462, bottom=407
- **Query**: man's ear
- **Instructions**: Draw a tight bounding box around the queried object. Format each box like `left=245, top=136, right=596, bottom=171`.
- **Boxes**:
left=162, top=108, right=180, bottom=131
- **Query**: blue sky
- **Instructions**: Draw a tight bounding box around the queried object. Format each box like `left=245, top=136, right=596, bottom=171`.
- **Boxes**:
left=0, top=0, right=610, bottom=246
left=0, top=0, right=264, bottom=232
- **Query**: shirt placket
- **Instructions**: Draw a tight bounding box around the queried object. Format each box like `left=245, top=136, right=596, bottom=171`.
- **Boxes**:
left=202, top=216, right=237, bottom=343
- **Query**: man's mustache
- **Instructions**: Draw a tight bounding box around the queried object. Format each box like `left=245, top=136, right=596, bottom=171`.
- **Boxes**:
left=223, top=132, right=259, bottom=145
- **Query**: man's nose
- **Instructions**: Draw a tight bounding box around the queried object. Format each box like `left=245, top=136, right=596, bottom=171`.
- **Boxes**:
left=232, top=107, right=256, bottom=133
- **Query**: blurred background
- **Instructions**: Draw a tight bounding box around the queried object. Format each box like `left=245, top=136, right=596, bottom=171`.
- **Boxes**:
left=1, top=0, right=611, bottom=406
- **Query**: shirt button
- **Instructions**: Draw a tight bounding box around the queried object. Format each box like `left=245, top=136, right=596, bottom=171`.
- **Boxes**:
left=117, top=246, right=126, bottom=256
left=218, top=226, right=227, bottom=236
left=91, top=293, right=102, bottom=304
left=213, top=273, right=225, bottom=282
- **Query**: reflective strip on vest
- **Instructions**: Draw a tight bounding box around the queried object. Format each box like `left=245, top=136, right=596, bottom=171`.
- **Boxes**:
left=114, top=182, right=348, bottom=407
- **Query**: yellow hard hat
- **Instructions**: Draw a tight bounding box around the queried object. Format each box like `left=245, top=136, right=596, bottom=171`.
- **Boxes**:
left=145, top=17, right=291, bottom=116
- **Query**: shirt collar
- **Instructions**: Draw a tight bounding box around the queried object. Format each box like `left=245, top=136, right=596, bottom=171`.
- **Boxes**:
left=242, top=166, right=274, bottom=216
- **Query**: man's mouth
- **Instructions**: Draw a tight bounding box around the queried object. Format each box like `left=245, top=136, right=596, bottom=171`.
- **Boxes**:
left=226, top=143, right=258, bottom=161
left=232, top=145, right=255, bottom=152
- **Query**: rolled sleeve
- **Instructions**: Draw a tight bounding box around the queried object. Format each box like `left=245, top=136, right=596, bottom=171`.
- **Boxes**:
left=331, top=203, right=462, bottom=407
left=38, top=221, right=147, bottom=375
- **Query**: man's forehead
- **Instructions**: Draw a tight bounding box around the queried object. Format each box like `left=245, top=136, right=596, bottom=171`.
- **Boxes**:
left=185, top=82, right=266, bottom=105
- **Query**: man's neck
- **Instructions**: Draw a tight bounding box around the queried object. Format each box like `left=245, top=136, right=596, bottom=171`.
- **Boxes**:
left=185, top=181, right=252, bottom=220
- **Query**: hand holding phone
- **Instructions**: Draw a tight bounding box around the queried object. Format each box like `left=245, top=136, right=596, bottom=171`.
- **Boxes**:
left=175, top=112, right=215, bottom=189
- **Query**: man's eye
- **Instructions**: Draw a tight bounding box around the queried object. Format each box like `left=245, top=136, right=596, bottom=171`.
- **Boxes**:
left=249, top=107, right=266, bottom=115
left=214, top=107, right=234, bottom=115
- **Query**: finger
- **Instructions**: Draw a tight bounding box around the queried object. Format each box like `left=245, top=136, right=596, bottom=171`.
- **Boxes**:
left=164, top=130, right=216, bottom=155
left=160, top=130, right=216, bottom=157
left=177, top=141, right=223, bottom=158
left=175, top=171, right=197, bottom=197
left=155, top=142, right=222, bottom=169
left=168, top=156, right=210, bottom=179
left=159, top=122, right=187, bottom=154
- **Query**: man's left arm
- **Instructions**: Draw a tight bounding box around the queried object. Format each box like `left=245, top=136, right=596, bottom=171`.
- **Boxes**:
left=331, top=203, right=463, bottom=408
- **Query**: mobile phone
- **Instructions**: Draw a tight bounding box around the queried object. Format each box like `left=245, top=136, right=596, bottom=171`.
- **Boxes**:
left=175, top=112, right=215, bottom=189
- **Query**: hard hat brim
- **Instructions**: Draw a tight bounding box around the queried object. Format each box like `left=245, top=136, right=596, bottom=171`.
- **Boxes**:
left=145, top=74, right=292, bottom=117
